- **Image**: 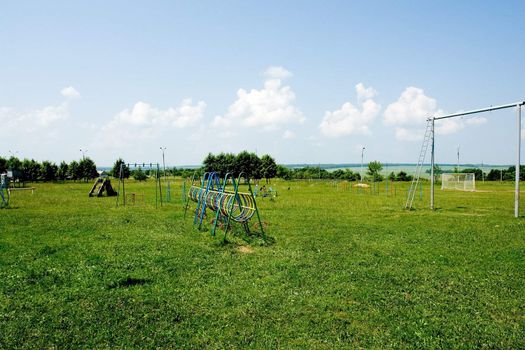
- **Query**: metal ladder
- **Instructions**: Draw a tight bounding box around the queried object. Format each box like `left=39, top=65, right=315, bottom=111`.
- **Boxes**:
left=405, top=118, right=433, bottom=209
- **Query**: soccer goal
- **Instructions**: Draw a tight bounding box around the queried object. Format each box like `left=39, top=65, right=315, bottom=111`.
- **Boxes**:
left=441, top=173, right=475, bottom=191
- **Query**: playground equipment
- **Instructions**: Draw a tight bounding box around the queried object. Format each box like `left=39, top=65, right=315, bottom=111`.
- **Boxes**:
left=116, top=163, right=162, bottom=208
left=0, top=173, right=9, bottom=207
left=89, top=177, right=117, bottom=197
left=183, top=172, right=265, bottom=242
left=126, top=193, right=145, bottom=206
left=406, top=101, right=523, bottom=217
left=181, top=180, right=187, bottom=203
left=254, top=184, right=277, bottom=199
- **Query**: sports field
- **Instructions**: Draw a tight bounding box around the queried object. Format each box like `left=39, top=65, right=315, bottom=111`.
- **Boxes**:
left=1, top=179, right=524, bottom=348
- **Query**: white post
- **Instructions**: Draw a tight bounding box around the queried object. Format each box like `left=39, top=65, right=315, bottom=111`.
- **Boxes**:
left=360, top=147, right=365, bottom=183
left=430, top=117, right=435, bottom=210
left=516, top=105, right=521, bottom=218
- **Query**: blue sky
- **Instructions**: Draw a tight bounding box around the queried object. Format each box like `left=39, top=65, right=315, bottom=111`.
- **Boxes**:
left=1, top=1, right=524, bottom=166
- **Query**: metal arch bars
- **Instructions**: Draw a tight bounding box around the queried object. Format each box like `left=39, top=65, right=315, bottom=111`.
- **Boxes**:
left=183, top=171, right=266, bottom=242
left=116, top=162, right=163, bottom=208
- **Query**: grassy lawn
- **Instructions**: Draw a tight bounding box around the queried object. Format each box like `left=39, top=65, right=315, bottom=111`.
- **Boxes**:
left=1, top=179, right=524, bottom=348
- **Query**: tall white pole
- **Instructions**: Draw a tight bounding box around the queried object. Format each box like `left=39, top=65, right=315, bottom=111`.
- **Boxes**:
left=430, top=118, right=435, bottom=210
left=360, top=147, right=365, bottom=182
left=160, top=147, right=167, bottom=181
left=515, top=105, right=521, bottom=218
left=457, top=145, right=460, bottom=172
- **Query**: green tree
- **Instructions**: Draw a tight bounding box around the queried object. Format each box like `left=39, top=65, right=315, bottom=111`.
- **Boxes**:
left=388, top=171, right=396, bottom=181
left=396, top=171, right=412, bottom=181
left=78, top=157, right=99, bottom=181
left=112, top=158, right=130, bottom=178
left=276, top=165, right=291, bottom=180
left=461, top=168, right=483, bottom=181
left=487, top=168, right=505, bottom=181
left=7, top=156, right=22, bottom=171
left=68, top=161, right=80, bottom=180
left=234, top=151, right=261, bottom=179
left=0, top=157, right=7, bottom=174
left=506, top=165, right=525, bottom=181
left=132, top=167, right=147, bottom=181
left=203, top=153, right=218, bottom=173
left=21, top=159, right=41, bottom=182
left=367, top=161, right=383, bottom=182
left=57, top=161, right=69, bottom=180
left=40, top=161, right=58, bottom=181
left=260, top=154, right=277, bottom=182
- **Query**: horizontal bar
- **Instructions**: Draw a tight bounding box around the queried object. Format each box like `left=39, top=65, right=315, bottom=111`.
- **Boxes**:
left=430, top=101, right=525, bottom=120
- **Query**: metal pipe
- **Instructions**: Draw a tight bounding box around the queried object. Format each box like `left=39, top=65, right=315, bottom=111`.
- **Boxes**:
left=516, top=105, right=521, bottom=218
left=433, top=101, right=525, bottom=120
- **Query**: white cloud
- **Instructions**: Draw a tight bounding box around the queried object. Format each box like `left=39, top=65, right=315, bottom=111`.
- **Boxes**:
left=99, top=99, right=206, bottom=147
left=384, top=87, right=438, bottom=126
left=60, top=86, right=80, bottom=98
left=384, top=87, right=487, bottom=141
left=355, top=83, right=377, bottom=101
left=263, top=66, right=293, bottom=79
left=0, top=88, right=76, bottom=131
left=282, top=130, right=296, bottom=139
left=319, top=83, right=381, bottom=138
left=213, top=67, right=304, bottom=130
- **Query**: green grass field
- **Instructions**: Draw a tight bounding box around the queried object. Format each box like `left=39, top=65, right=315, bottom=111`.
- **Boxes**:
left=1, top=179, right=524, bottom=348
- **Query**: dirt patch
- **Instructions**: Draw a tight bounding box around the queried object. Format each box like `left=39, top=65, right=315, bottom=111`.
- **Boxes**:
left=237, top=246, right=254, bottom=254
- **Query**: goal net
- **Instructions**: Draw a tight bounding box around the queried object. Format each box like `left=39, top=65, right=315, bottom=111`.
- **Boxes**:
left=441, top=173, right=476, bottom=191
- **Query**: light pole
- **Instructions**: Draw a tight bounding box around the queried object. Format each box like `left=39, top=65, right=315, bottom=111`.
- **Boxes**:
left=456, top=145, right=460, bottom=172
left=360, top=147, right=365, bottom=182
left=160, top=147, right=167, bottom=180
left=80, top=149, right=87, bottom=160
left=160, top=147, right=169, bottom=201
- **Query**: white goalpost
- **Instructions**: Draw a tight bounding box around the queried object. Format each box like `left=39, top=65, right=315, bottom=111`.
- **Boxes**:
left=441, top=173, right=475, bottom=191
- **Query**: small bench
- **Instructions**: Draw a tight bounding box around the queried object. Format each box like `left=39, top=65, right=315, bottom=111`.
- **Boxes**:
left=8, top=187, right=36, bottom=195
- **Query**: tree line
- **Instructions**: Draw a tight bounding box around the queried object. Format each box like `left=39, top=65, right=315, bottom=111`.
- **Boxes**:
left=427, top=165, right=525, bottom=181
left=0, top=156, right=98, bottom=182
left=2, top=153, right=523, bottom=183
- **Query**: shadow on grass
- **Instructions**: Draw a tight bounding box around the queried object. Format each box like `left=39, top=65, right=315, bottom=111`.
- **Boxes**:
left=107, top=276, right=151, bottom=289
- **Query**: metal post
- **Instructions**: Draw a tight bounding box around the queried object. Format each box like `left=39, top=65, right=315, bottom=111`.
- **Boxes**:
left=456, top=145, right=460, bottom=173
left=360, top=147, right=365, bottom=183
left=160, top=147, right=170, bottom=202
left=430, top=117, right=435, bottom=210
left=160, top=147, right=167, bottom=182
left=516, top=105, right=521, bottom=218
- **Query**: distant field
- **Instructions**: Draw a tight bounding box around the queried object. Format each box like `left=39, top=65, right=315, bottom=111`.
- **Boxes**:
left=1, top=179, right=524, bottom=348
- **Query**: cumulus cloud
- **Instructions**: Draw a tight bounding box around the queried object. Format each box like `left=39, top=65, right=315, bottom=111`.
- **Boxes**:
left=60, top=86, right=81, bottom=98
left=355, top=83, right=378, bottom=101
left=0, top=87, right=78, bottom=131
left=99, top=99, right=206, bottom=147
left=384, top=87, right=486, bottom=141
left=213, top=67, right=304, bottom=130
left=319, top=83, right=381, bottom=138
left=384, top=87, right=438, bottom=126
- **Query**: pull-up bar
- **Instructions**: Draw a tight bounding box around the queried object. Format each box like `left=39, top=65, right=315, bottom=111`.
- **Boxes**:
left=429, top=101, right=524, bottom=217
left=431, top=101, right=525, bottom=120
